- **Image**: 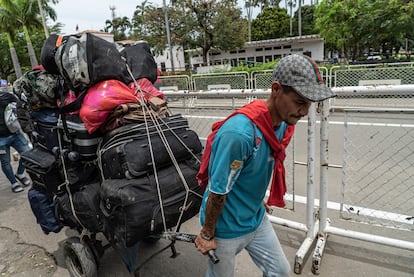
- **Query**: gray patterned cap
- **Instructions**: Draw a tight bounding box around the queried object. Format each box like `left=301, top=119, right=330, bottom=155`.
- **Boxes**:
left=272, top=54, right=336, bottom=102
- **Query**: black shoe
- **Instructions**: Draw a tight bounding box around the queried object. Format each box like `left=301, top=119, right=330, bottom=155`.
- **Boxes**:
left=15, top=175, right=32, bottom=187
left=11, top=183, right=24, bottom=193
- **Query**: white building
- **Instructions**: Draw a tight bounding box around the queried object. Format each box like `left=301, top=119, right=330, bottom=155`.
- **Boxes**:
left=153, top=46, right=186, bottom=72
left=188, top=34, right=325, bottom=71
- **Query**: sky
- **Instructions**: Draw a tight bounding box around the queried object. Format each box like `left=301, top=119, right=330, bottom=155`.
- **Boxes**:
left=51, top=0, right=263, bottom=35
left=51, top=0, right=155, bottom=35
left=52, top=0, right=305, bottom=35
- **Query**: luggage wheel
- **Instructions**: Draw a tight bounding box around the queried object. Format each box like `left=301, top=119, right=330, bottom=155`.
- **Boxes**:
left=64, top=236, right=98, bottom=277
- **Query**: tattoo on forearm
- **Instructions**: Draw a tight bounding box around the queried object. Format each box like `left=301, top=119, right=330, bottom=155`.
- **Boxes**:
left=202, top=193, right=226, bottom=237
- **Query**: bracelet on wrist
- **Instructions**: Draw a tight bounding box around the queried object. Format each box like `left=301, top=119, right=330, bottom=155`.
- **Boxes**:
left=200, top=231, right=214, bottom=241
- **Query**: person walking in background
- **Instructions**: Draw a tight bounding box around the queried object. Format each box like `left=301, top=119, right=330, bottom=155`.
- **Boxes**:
left=0, top=86, right=32, bottom=193
left=195, top=54, right=336, bottom=276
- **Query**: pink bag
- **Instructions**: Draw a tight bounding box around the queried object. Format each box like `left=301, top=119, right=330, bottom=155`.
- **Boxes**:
left=80, top=80, right=138, bottom=133
left=128, top=78, right=164, bottom=100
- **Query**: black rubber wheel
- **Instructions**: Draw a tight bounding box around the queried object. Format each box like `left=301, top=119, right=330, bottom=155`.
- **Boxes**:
left=64, top=236, right=98, bottom=277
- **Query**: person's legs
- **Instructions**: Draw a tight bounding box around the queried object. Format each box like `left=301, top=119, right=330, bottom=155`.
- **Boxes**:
left=10, top=133, right=31, bottom=186
left=11, top=133, right=30, bottom=176
left=206, top=234, right=253, bottom=277
left=0, top=136, right=17, bottom=184
left=0, top=135, right=23, bottom=192
left=245, top=216, right=290, bottom=277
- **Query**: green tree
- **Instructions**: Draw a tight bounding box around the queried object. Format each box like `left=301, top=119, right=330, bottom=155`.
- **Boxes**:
left=245, top=0, right=281, bottom=41
left=142, top=0, right=247, bottom=65
left=0, top=33, right=17, bottom=80
left=314, top=0, right=360, bottom=59
left=130, top=1, right=148, bottom=40
left=1, top=0, right=41, bottom=67
left=36, top=0, right=58, bottom=38
left=0, top=28, right=37, bottom=81
left=368, top=0, right=414, bottom=57
left=251, top=7, right=290, bottom=41
left=0, top=0, right=58, bottom=70
left=104, top=16, right=132, bottom=41
left=292, top=5, right=316, bottom=36
left=314, top=0, right=414, bottom=60
left=0, top=4, right=23, bottom=77
left=140, top=6, right=169, bottom=54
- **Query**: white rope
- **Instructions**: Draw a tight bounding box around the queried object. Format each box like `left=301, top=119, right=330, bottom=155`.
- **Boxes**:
left=102, top=64, right=202, bottom=234
left=56, top=116, right=87, bottom=231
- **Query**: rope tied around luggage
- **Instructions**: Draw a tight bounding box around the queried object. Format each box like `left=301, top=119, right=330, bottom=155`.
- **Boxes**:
left=128, top=67, right=203, bottom=234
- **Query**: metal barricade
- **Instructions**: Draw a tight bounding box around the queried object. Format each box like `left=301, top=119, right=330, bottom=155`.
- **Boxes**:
left=164, top=85, right=414, bottom=275
left=191, top=72, right=249, bottom=91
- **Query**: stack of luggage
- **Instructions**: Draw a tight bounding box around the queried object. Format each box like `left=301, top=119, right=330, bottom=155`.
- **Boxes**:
left=14, top=32, right=204, bottom=247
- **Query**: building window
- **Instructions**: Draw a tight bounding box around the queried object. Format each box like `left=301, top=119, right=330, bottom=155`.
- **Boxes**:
left=230, top=50, right=237, bottom=54
left=231, top=58, right=238, bottom=66
left=238, top=49, right=246, bottom=53
left=256, top=56, right=264, bottom=63
left=273, top=54, right=281, bottom=60
left=265, top=47, right=272, bottom=51
left=274, top=46, right=281, bottom=50
left=255, top=48, right=263, bottom=52
left=265, top=55, right=272, bottom=62
left=283, top=45, right=292, bottom=49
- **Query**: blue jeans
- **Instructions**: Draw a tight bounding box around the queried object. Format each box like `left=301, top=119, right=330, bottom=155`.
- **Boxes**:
left=206, top=215, right=290, bottom=277
left=0, top=132, right=31, bottom=185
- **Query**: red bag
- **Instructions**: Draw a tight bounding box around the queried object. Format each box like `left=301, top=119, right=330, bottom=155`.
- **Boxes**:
left=80, top=80, right=138, bottom=133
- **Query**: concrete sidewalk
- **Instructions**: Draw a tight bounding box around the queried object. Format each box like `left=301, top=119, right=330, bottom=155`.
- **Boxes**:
left=0, top=167, right=413, bottom=276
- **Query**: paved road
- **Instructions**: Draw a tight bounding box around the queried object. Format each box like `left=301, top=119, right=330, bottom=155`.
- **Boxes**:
left=1, top=163, right=413, bottom=276
left=0, top=105, right=413, bottom=276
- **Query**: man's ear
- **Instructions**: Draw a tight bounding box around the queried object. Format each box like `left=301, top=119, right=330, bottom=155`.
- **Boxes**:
left=271, top=82, right=281, bottom=98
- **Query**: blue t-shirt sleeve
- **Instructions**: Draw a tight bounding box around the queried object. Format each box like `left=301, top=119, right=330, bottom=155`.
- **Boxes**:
left=208, top=118, right=253, bottom=195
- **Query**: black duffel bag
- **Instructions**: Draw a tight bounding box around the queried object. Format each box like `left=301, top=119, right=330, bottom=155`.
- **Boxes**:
left=98, top=115, right=202, bottom=179
left=100, top=159, right=204, bottom=247
left=20, top=146, right=64, bottom=193
left=54, top=32, right=131, bottom=92
left=117, top=40, right=158, bottom=83
left=56, top=182, right=103, bottom=233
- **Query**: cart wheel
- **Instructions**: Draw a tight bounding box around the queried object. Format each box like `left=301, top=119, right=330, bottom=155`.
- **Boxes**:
left=64, top=236, right=98, bottom=277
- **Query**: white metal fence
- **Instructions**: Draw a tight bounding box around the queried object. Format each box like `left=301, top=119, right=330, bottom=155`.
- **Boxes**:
left=159, top=64, right=414, bottom=274
left=162, top=82, right=414, bottom=274
left=158, top=63, right=414, bottom=91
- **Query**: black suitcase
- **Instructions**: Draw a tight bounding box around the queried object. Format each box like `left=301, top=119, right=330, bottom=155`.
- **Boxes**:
left=100, top=159, right=204, bottom=247
left=98, top=115, right=202, bottom=179
left=56, top=182, right=103, bottom=233
left=20, top=146, right=64, bottom=193
left=34, top=121, right=59, bottom=150
left=99, top=114, right=189, bottom=148
left=58, top=118, right=102, bottom=161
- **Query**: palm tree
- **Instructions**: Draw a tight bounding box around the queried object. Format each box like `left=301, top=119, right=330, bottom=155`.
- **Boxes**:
left=0, top=6, right=23, bottom=77
left=104, top=16, right=132, bottom=41
left=1, top=0, right=42, bottom=67
left=245, top=0, right=281, bottom=41
left=36, top=0, right=58, bottom=38
left=0, top=0, right=56, bottom=68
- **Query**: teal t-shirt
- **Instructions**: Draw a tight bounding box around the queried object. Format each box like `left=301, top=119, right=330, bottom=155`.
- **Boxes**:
left=199, top=114, right=287, bottom=239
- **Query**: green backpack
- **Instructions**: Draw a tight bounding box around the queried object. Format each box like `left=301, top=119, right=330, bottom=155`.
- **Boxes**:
left=13, top=69, right=63, bottom=111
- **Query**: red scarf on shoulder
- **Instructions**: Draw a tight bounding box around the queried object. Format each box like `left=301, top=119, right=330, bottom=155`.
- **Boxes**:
left=196, top=100, right=295, bottom=207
